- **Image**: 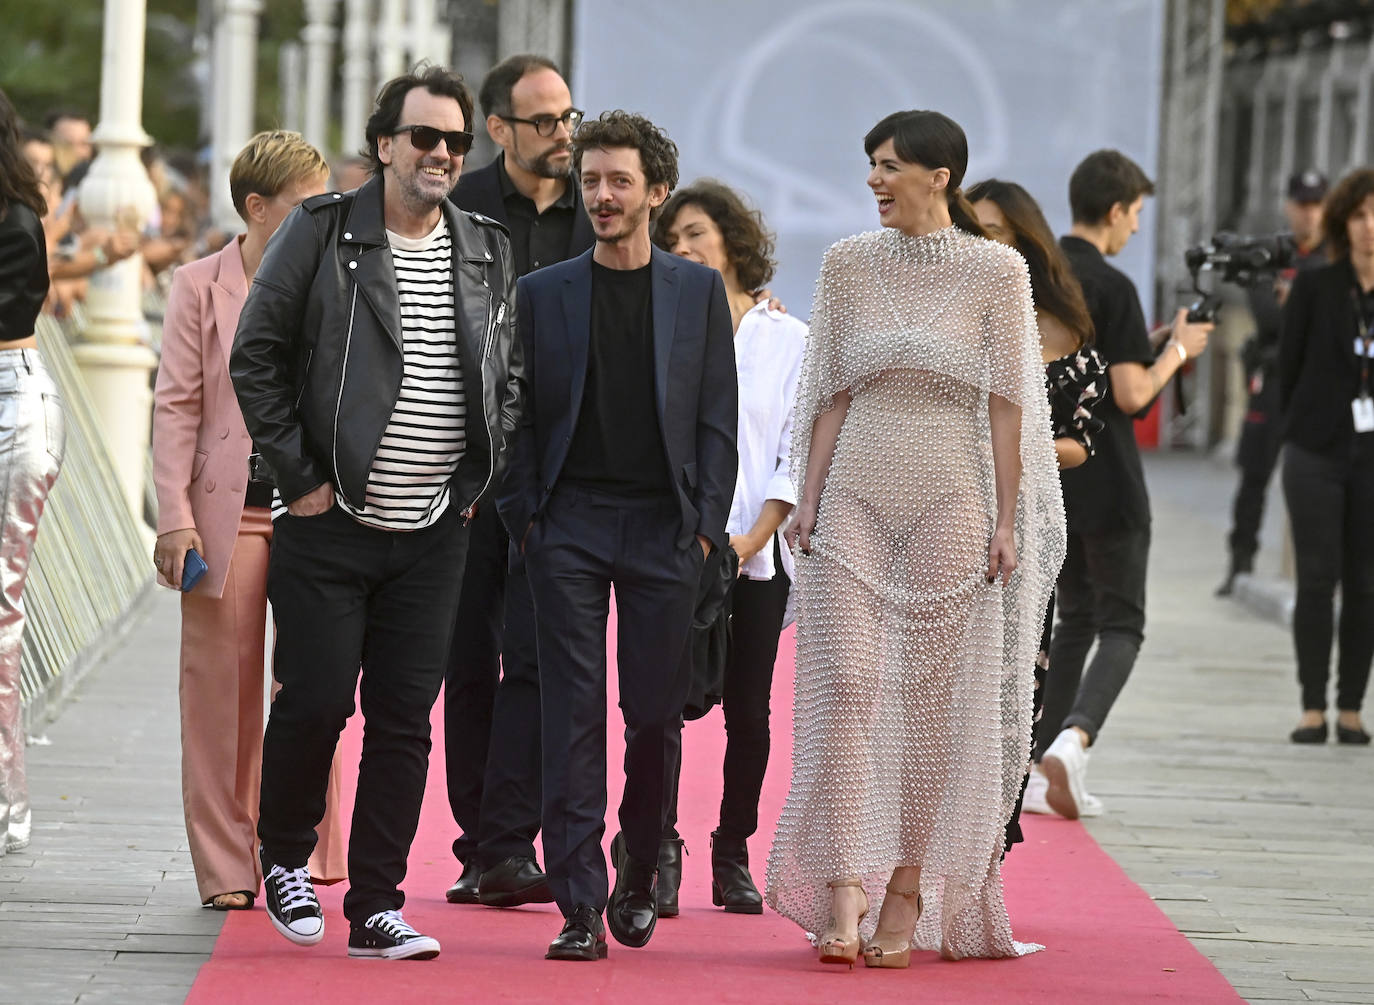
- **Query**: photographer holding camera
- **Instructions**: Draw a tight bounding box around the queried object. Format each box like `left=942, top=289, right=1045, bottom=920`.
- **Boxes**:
left=1278, top=168, right=1374, bottom=747
left=1034, top=150, right=1213, bottom=819
left=1217, top=171, right=1328, bottom=596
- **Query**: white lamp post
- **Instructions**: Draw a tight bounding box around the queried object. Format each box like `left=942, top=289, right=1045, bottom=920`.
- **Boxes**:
left=341, top=0, right=373, bottom=145
left=209, top=0, right=264, bottom=232
left=302, top=0, right=339, bottom=152
left=74, top=0, right=160, bottom=523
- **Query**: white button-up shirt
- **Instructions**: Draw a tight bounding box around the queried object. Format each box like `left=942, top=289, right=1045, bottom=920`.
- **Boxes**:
left=727, top=302, right=806, bottom=580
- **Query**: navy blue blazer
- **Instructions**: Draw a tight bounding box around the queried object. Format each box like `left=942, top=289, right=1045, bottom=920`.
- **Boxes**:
left=497, top=245, right=738, bottom=551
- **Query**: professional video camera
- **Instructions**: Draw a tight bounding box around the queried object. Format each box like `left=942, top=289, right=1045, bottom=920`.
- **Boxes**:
left=1183, top=232, right=1297, bottom=323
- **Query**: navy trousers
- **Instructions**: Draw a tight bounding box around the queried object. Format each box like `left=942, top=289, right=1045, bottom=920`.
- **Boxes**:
left=525, top=485, right=700, bottom=915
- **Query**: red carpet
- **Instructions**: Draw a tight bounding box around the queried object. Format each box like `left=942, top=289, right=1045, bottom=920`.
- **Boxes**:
left=187, top=619, right=1242, bottom=1004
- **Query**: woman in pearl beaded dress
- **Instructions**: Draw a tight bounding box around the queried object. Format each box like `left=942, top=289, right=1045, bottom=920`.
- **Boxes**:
left=765, top=111, right=1065, bottom=965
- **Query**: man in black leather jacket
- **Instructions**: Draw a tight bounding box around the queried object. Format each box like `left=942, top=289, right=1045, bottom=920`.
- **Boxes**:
left=229, top=65, right=523, bottom=961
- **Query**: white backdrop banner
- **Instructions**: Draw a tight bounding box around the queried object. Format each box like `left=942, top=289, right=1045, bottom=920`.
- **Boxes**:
left=571, top=0, right=1165, bottom=319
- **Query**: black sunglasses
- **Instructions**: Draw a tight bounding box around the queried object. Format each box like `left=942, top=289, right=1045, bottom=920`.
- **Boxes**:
left=393, top=124, right=474, bottom=156
left=500, top=108, right=584, bottom=138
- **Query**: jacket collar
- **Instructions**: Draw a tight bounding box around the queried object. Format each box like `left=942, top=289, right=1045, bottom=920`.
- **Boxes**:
left=208, top=237, right=249, bottom=368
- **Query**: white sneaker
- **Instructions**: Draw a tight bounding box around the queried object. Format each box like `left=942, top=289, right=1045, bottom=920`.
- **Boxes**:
left=1040, top=729, right=1089, bottom=820
left=1022, top=766, right=1052, bottom=815
left=1079, top=792, right=1105, bottom=818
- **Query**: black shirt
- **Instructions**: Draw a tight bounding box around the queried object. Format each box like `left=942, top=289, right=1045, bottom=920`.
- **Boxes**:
left=561, top=262, right=673, bottom=496
left=497, top=156, right=577, bottom=277
left=1057, top=236, right=1155, bottom=533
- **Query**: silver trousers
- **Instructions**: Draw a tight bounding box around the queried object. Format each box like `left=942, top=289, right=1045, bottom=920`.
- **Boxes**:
left=0, top=348, right=64, bottom=854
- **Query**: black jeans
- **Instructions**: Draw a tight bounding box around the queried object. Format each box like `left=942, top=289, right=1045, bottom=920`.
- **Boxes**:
left=1227, top=379, right=1283, bottom=568
left=664, top=543, right=791, bottom=843
left=1281, top=440, right=1374, bottom=712
left=474, top=551, right=542, bottom=866
left=1035, top=524, right=1149, bottom=757
left=443, top=504, right=507, bottom=866
left=259, top=504, right=467, bottom=923
left=525, top=485, right=699, bottom=915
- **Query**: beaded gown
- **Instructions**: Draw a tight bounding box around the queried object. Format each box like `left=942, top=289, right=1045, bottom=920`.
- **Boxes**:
left=764, top=226, right=1066, bottom=959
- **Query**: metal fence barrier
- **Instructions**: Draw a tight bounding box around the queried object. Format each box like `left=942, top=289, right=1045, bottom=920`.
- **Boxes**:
left=18, top=314, right=155, bottom=725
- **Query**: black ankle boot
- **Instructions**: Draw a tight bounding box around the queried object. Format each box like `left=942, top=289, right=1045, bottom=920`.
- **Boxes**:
left=710, top=830, right=762, bottom=914
left=656, top=838, right=684, bottom=918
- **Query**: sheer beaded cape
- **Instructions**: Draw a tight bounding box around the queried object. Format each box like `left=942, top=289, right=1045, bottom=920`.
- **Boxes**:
left=764, top=225, right=1066, bottom=959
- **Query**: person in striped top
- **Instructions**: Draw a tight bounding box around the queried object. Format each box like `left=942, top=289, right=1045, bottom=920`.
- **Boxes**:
left=230, top=65, right=524, bottom=962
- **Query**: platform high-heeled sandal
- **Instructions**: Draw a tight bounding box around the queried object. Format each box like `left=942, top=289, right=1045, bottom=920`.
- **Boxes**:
left=817, top=879, right=869, bottom=968
left=862, top=884, right=922, bottom=969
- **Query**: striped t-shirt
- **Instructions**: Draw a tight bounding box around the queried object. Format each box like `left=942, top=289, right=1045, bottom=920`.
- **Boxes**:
left=336, top=216, right=466, bottom=530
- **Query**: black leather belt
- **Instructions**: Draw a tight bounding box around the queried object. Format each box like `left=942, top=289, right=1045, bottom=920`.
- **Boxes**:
left=245, top=480, right=275, bottom=509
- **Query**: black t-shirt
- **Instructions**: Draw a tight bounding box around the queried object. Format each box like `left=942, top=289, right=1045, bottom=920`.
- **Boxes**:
left=1057, top=236, right=1155, bottom=533
left=497, top=156, right=577, bottom=276
left=561, top=262, right=673, bottom=496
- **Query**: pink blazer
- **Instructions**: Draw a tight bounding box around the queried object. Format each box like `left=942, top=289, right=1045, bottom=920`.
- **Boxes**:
left=152, top=239, right=257, bottom=599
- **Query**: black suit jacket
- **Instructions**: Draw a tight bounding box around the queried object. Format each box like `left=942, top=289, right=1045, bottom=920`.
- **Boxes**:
left=498, top=245, right=738, bottom=551
left=449, top=157, right=595, bottom=266
left=1278, top=258, right=1367, bottom=457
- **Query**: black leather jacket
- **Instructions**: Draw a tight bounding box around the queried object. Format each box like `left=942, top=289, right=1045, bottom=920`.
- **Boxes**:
left=0, top=203, right=49, bottom=343
left=230, top=175, right=523, bottom=513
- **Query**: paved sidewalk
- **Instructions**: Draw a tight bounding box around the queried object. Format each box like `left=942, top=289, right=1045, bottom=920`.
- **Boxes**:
left=0, top=453, right=1370, bottom=1004
left=1080, top=454, right=1374, bottom=1004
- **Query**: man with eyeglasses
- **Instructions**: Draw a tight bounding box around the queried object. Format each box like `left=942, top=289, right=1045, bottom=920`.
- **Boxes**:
left=441, top=54, right=594, bottom=912
left=230, top=65, right=524, bottom=960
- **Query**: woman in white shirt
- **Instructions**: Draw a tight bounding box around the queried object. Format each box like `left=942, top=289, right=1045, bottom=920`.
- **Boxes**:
left=654, top=180, right=806, bottom=916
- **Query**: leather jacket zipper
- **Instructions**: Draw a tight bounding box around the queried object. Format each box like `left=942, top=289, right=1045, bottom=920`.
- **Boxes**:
left=331, top=286, right=359, bottom=505
left=294, top=348, right=313, bottom=412
left=460, top=291, right=500, bottom=520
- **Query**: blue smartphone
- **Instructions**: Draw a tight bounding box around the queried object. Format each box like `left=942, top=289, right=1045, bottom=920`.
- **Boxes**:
left=181, top=548, right=208, bottom=593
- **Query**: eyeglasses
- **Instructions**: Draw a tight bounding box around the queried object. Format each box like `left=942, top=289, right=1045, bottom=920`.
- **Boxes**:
left=500, top=108, right=584, bottom=138
left=393, top=124, right=474, bottom=156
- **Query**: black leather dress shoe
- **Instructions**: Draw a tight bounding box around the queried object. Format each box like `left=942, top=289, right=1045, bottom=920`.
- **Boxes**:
left=710, top=830, right=763, bottom=914
left=607, top=831, right=658, bottom=948
left=546, top=905, right=608, bottom=961
left=478, top=856, right=555, bottom=907
left=656, top=838, right=684, bottom=918
left=445, top=860, right=482, bottom=904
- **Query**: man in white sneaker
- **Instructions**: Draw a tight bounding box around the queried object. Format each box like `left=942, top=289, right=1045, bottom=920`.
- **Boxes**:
left=231, top=65, right=522, bottom=959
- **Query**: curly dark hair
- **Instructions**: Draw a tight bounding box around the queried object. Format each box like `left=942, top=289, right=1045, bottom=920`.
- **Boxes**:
left=654, top=179, right=776, bottom=292
left=1322, top=168, right=1374, bottom=261
left=363, top=63, right=474, bottom=175
left=572, top=110, right=678, bottom=192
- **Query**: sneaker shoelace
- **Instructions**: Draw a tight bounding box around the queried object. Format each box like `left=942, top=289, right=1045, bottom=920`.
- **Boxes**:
left=268, top=865, right=316, bottom=913
left=366, top=910, right=420, bottom=939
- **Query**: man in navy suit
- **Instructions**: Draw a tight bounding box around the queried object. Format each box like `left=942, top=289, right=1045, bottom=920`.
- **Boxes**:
left=498, top=111, right=737, bottom=961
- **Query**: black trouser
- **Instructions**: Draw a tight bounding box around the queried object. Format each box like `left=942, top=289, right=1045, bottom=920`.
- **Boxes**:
left=525, top=485, right=699, bottom=915
left=443, top=504, right=507, bottom=866
left=474, top=550, right=541, bottom=866
left=1006, top=595, right=1054, bottom=852
left=259, top=504, right=468, bottom=924
left=1281, top=440, right=1374, bottom=712
left=1035, top=524, right=1149, bottom=757
left=664, top=542, right=791, bottom=843
left=1227, top=378, right=1283, bottom=568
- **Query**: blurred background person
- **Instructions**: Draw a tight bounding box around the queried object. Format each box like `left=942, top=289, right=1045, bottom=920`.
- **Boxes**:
left=654, top=179, right=805, bottom=917
left=1035, top=150, right=1212, bottom=821
left=151, top=130, right=346, bottom=910
left=44, top=109, right=93, bottom=190
left=1217, top=170, right=1328, bottom=596
left=1278, top=167, right=1374, bottom=747
left=0, top=87, right=66, bottom=857
left=967, top=178, right=1108, bottom=836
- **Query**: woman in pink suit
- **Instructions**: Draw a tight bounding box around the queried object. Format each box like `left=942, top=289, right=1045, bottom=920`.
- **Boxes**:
left=152, top=131, right=345, bottom=910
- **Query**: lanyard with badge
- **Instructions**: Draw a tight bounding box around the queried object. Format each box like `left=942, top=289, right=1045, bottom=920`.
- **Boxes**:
left=1353, top=285, right=1374, bottom=433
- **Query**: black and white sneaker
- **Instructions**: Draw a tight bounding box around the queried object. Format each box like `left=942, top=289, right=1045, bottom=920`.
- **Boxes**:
left=348, top=910, right=441, bottom=960
left=260, top=847, right=324, bottom=946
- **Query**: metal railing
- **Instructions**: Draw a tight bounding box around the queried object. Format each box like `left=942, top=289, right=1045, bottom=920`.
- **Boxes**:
left=18, top=314, right=154, bottom=722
